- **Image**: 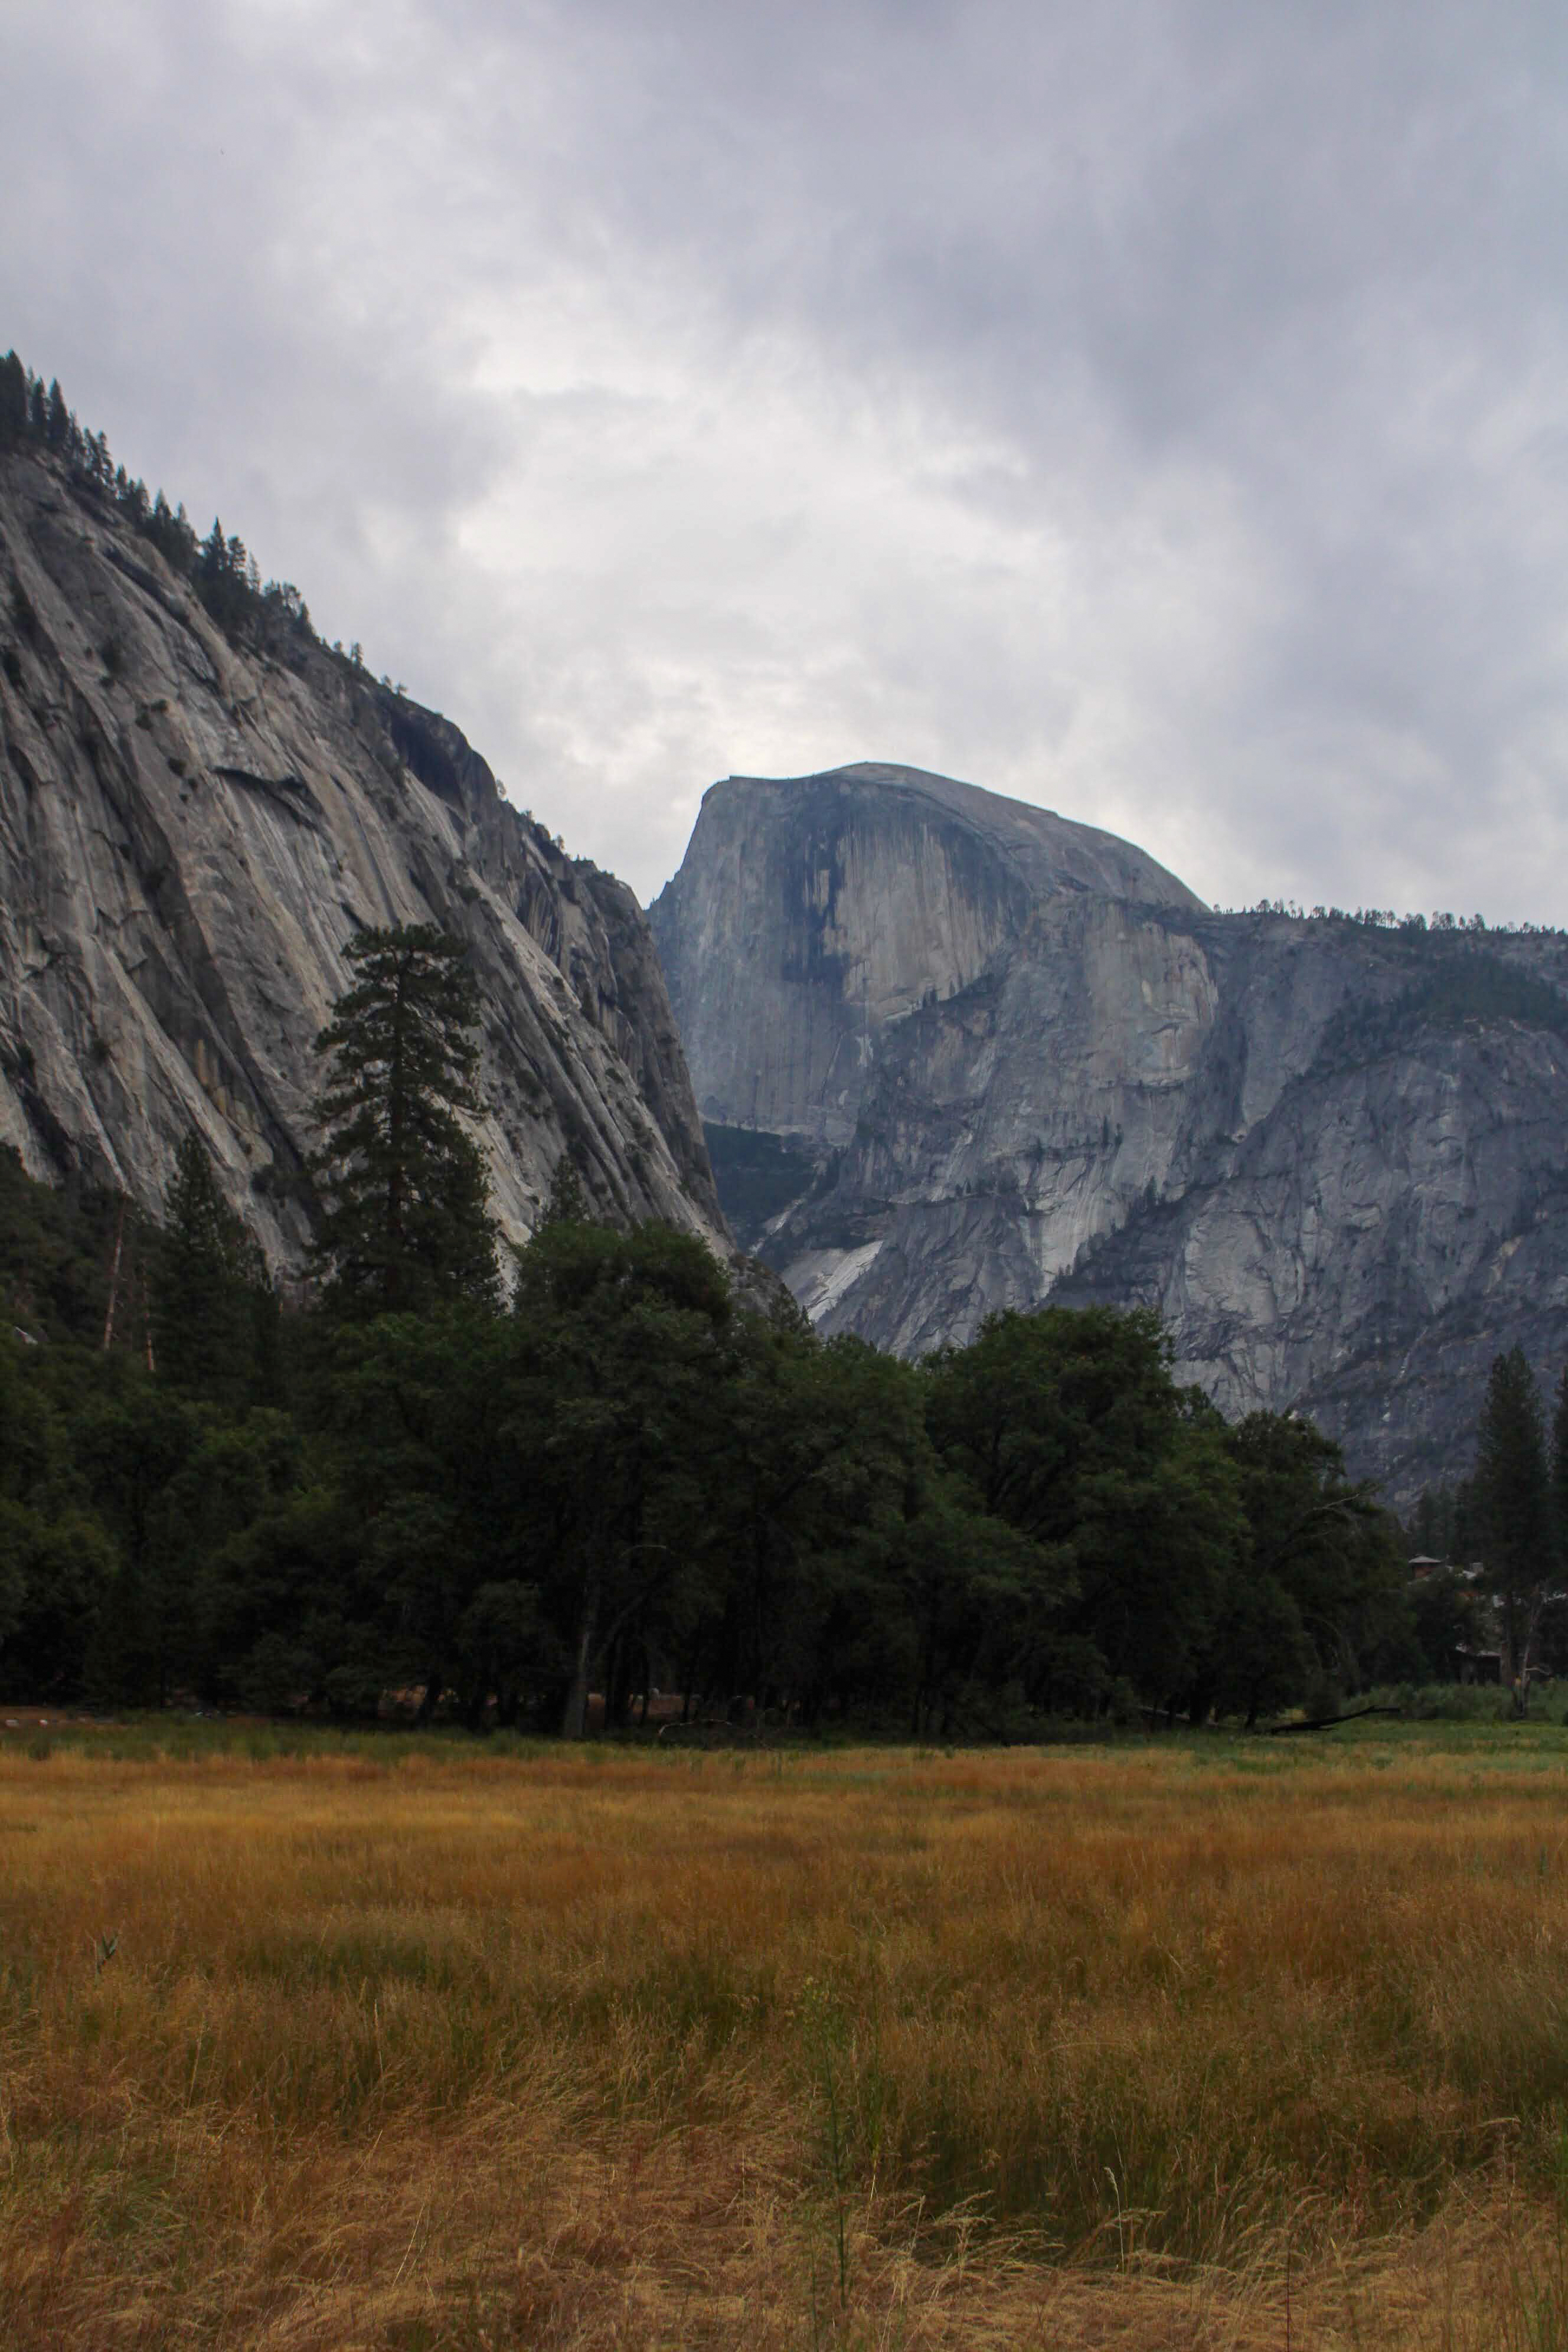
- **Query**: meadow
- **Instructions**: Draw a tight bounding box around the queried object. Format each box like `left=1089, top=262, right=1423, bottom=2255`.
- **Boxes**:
left=6, top=1724, right=1568, bottom=2347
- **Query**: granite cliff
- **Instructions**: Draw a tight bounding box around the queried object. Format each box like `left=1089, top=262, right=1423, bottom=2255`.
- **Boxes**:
left=650, top=760, right=1201, bottom=1146
left=0, top=441, right=723, bottom=1265
left=651, top=765, right=1568, bottom=1504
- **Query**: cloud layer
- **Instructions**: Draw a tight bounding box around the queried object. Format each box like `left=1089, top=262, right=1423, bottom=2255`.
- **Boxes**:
left=5, top=0, right=1567, bottom=916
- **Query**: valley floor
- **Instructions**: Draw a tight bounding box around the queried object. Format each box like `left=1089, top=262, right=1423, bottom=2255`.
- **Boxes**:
left=4, top=1725, right=1568, bottom=2348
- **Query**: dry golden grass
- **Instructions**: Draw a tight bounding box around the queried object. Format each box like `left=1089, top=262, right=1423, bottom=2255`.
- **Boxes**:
left=6, top=1729, right=1568, bottom=2346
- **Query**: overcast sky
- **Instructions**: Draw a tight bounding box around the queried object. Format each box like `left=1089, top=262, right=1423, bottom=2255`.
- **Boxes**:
left=5, top=0, right=1568, bottom=919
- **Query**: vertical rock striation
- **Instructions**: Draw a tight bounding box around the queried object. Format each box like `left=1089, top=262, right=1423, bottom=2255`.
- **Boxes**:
left=0, top=443, right=723, bottom=1263
left=652, top=763, right=1568, bottom=1504
left=648, top=762, right=1201, bottom=1144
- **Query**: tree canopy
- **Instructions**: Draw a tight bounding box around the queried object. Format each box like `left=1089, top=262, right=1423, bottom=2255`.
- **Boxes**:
left=0, top=1131, right=1429, bottom=1736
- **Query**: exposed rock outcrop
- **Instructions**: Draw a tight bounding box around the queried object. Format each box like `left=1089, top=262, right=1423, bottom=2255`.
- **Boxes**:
left=652, top=765, right=1568, bottom=1505
left=0, top=445, right=723, bottom=1264
left=648, top=762, right=1201, bottom=1145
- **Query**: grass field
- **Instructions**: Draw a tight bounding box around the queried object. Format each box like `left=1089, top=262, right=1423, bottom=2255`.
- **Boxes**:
left=6, top=1724, right=1568, bottom=2347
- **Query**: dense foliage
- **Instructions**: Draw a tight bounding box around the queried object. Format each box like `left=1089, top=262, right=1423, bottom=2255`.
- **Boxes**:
left=700, top=1123, right=816, bottom=1247
left=1409, top=1350, right=1568, bottom=1704
left=1313, top=946, right=1568, bottom=1075
left=0, top=1167, right=1422, bottom=1726
left=2, top=912, right=1426, bottom=1747
left=1, top=354, right=1533, bottom=1729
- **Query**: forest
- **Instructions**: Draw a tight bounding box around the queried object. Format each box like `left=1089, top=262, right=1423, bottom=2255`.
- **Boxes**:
left=4, top=349, right=1563, bottom=1735
left=0, top=918, right=1495, bottom=1737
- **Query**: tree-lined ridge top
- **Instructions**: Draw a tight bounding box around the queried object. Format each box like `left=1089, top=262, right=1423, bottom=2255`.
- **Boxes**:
left=0, top=349, right=724, bottom=1264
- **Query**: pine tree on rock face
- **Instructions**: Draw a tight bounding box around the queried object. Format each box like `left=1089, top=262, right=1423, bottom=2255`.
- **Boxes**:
left=309, top=924, right=499, bottom=1317
left=153, top=1131, right=266, bottom=1405
left=0, top=352, right=27, bottom=450
left=535, top=1152, right=594, bottom=1233
left=1473, top=1346, right=1554, bottom=1704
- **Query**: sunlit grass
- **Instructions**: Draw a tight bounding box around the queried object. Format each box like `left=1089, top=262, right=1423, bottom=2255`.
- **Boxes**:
left=6, top=1727, right=1568, bottom=2344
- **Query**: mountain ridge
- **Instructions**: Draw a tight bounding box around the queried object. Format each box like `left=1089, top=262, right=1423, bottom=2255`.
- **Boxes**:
left=653, top=763, right=1568, bottom=1504
left=0, top=433, right=724, bottom=1266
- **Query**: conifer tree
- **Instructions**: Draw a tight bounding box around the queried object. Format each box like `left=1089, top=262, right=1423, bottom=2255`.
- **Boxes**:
left=1473, top=1346, right=1553, bottom=1701
left=1551, top=1368, right=1568, bottom=1571
left=44, top=379, right=69, bottom=447
left=309, top=924, right=498, bottom=1316
left=0, top=352, right=27, bottom=450
left=537, top=1152, right=594, bottom=1231
left=153, top=1132, right=266, bottom=1404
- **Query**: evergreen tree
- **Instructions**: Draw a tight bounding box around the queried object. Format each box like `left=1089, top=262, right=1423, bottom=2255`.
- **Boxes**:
left=309, top=924, right=498, bottom=1316
left=195, top=515, right=246, bottom=632
left=1473, top=1346, right=1554, bottom=1703
left=152, top=1132, right=264, bottom=1405
left=0, top=352, right=27, bottom=450
left=1551, top=1367, right=1568, bottom=1570
left=535, top=1151, right=594, bottom=1231
left=1409, top=1562, right=1480, bottom=1682
left=145, top=491, right=193, bottom=571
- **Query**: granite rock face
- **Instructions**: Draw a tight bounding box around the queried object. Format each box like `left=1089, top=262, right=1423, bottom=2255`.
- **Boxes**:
left=652, top=765, right=1568, bottom=1505
left=648, top=763, right=1201, bottom=1145
left=0, top=446, right=723, bottom=1267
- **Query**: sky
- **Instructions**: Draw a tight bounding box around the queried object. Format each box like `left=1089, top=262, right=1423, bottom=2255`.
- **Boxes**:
left=5, top=0, right=1568, bottom=919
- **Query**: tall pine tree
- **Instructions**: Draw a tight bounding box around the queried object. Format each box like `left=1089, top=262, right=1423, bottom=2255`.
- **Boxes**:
left=309, top=924, right=498, bottom=1316
left=0, top=352, right=27, bottom=450
left=1551, top=1368, right=1568, bottom=1572
left=153, top=1132, right=269, bottom=1405
left=1473, top=1346, right=1553, bottom=1703
left=535, top=1151, right=594, bottom=1233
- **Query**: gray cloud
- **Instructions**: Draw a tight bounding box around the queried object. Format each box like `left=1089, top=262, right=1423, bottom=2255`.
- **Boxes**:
left=4, top=0, right=1568, bottom=918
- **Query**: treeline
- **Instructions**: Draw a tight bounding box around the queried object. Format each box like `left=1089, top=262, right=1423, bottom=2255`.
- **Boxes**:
left=1234, top=900, right=1568, bottom=942
left=0, top=923, right=1426, bottom=1733
left=0, top=1156, right=1423, bottom=1732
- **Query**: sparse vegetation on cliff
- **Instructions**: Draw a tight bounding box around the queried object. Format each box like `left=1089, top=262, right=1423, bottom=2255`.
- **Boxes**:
left=1311, top=942, right=1568, bottom=1077
left=0, top=346, right=413, bottom=684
